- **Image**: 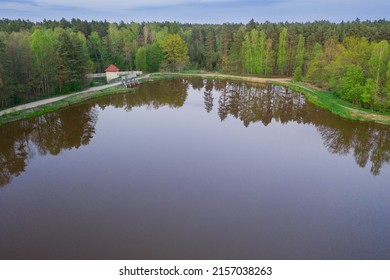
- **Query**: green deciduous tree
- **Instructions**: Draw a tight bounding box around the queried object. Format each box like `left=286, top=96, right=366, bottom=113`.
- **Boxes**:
left=30, top=29, right=56, bottom=96
left=1, top=19, right=390, bottom=112
left=160, top=34, right=189, bottom=71
left=337, top=64, right=365, bottom=105
left=293, top=34, right=305, bottom=81
left=277, top=27, right=288, bottom=76
left=242, top=29, right=267, bottom=75
left=135, top=47, right=147, bottom=71
left=205, top=28, right=217, bottom=71
left=145, top=43, right=163, bottom=72
left=242, top=32, right=252, bottom=74
left=88, top=31, right=109, bottom=72
left=136, top=43, right=163, bottom=72
left=5, top=31, right=33, bottom=104
left=369, top=40, right=389, bottom=103
left=264, top=38, right=275, bottom=76
left=258, top=30, right=267, bottom=76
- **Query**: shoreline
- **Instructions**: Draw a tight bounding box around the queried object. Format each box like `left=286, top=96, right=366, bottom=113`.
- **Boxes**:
left=1, top=72, right=390, bottom=126
left=151, top=72, right=390, bottom=125
left=0, top=82, right=134, bottom=126
left=0, top=81, right=122, bottom=116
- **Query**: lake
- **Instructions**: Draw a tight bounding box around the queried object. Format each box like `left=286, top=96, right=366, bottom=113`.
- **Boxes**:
left=0, top=78, right=389, bottom=259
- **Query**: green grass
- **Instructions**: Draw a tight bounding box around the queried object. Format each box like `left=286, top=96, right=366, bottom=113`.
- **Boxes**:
left=150, top=72, right=247, bottom=82
left=2, top=72, right=390, bottom=126
left=152, top=72, right=390, bottom=125
left=0, top=85, right=134, bottom=126
left=283, top=82, right=390, bottom=125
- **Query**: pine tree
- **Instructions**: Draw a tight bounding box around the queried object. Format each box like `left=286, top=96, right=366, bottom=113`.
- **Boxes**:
left=220, top=24, right=232, bottom=72
left=229, top=26, right=245, bottom=73
left=205, top=29, right=216, bottom=71
left=0, top=34, right=13, bottom=107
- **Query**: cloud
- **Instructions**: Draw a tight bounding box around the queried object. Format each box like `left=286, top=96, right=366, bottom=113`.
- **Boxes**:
left=0, top=1, right=41, bottom=13
left=35, top=0, right=238, bottom=9
left=0, top=0, right=389, bottom=23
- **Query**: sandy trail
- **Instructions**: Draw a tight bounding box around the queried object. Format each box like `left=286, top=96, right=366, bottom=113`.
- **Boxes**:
left=1, top=73, right=389, bottom=125
left=0, top=74, right=288, bottom=116
left=179, top=73, right=291, bottom=84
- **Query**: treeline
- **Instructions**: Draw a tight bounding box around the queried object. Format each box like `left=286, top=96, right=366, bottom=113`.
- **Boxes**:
left=2, top=79, right=389, bottom=188
left=1, top=18, right=390, bottom=111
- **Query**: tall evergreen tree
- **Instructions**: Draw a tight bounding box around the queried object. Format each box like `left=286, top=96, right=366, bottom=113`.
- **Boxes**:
left=229, top=26, right=245, bottom=73
left=205, top=28, right=216, bottom=71
left=220, top=24, right=232, bottom=72
left=145, top=43, right=163, bottom=72
left=0, top=34, right=12, bottom=108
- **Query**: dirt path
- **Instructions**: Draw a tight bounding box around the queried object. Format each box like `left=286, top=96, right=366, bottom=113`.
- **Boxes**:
left=176, top=72, right=291, bottom=84
left=1, top=72, right=389, bottom=125
left=0, top=81, right=122, bottom=116
left=0, top=74, right=288, bottom=117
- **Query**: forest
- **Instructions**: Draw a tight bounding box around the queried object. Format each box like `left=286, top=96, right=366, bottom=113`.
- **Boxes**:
left=0, top=18, right=390, bottom=112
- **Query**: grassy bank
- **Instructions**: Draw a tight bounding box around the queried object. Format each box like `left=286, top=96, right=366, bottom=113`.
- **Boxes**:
left=0, top=85, right=134, bottom=126
left=284, top=82, right=390, bottom=125
left=150, top=72, right=249, bottom=83
left=2, top=72, right=389, bottom=126
left=151, top=72, right=390, bottom=125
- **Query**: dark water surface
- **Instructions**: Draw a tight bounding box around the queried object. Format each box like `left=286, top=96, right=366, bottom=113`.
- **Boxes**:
left=1, top=79, right=389, bottom=259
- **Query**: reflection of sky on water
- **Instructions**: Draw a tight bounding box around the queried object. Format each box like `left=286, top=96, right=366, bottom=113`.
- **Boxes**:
left=0, top=78, right=389, bottom=260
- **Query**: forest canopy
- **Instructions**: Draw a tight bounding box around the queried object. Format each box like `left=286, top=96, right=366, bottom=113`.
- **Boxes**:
left=0, top=18, right=390, bottom=112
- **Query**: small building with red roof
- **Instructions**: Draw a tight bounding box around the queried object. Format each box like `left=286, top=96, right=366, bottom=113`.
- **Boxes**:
left=105, top=64, right=120, bottom=83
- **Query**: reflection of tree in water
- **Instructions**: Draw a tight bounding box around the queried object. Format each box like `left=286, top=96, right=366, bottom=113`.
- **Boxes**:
left=212, top=81, right=306, bottom=127
left=316, top=119, right=390, bottom=176
left=203, top=90, right=214, bottom=113
left=200, top=79, right=390, bottom=175
left=95, top=79, right=189, bottom=111
left=202, top=80, right=214, bottom=113
left=0, top=124, right=31, bottom=187
left=1, top=78, right=389, bottom=188
left=0, top=104, right=98, bottom=187
left=218, top=89, right=229, bottom=121
left=0, top=79, right=190, bottom=189
left=31, top=106, right=98, bottom=156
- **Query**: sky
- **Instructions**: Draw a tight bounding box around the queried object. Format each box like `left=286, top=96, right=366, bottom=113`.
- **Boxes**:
left=0, top=0, right=389, bottom=24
